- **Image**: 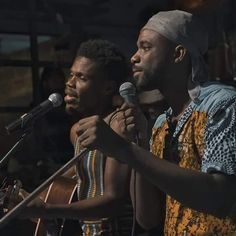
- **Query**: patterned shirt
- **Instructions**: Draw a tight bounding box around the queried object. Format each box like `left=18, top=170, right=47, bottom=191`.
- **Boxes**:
left=150, top=82, right=236, bottom=236
left=74, top=138, right=133, bottom=236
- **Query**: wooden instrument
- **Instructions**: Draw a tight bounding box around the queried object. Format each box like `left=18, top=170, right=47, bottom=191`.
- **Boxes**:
left=34, top=174, right=81, bottom=236
left=0, top=165, right=82, bottom=236
left=0, top=148, right=88, bottom=232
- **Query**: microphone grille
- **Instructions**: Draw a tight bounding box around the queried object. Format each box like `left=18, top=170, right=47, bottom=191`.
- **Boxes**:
left=119, top=82, right=136, bottom=97
left=48, top=93, right=63, bottom=107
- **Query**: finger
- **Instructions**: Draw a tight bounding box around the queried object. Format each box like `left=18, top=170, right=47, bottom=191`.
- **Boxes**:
left=112, top=112, right=135, bottom=132
left=77, top=127, right=92, bottom=143
left=124, top=107, right=136, bottom=118
left=79, top=134, right=98, bottom=150
left=105, top=110, right=123, bottom=126
left=79, top=137, right=94, bottom=150
left=126, top=124, right=136, bottom=133
left=104, top=111, right=117, bottom=124
left=115, top=110, right=126, bottom=121
left=78, top=115, right=100, bottom=126
left=120, top=102, right=135, bottom=110
left=125, top=116, right=135, bottom=125
left=77, top=127, right=97, bottom=149
left=76, top=118, right=97, bottom=136
left=115, top=108, right=135, bottom=123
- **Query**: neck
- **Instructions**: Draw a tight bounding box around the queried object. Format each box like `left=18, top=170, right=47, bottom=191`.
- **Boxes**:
left=166, top=89, right=191, bottom=120
left=160, top=74, right=191, bottom=120
left=85, top=101, right=114, bottom=120
left=96, top=99, right=114, bottom=119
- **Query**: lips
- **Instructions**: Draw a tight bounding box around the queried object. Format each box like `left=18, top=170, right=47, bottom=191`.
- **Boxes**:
left=132, top=66, right=142, bottom=74
left=133, top=70, right=142, bottom=73
left=64, top=94, right=76, bottom=103
left=132, top=68, right=142, bottom=72
left=64, top=88, right=79, bottom=104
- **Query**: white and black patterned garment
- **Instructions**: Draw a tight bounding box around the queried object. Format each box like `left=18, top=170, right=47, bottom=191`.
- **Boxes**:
left=202, top=98, right=236, bottom=174
left=151, top=81, right=236, bottom=235
left=154, top=81, right=236, bottom=176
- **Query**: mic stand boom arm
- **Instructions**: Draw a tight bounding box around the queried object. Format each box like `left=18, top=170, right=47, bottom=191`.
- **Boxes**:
left=0, top=148, right=89, bottom=228
left=0, top=128, right=33, bottom=168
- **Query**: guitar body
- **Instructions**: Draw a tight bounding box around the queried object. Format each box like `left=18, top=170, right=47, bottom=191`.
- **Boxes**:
left=0, top=168, right=82, bottom=235
left=34, top=175, right=82, bottom=236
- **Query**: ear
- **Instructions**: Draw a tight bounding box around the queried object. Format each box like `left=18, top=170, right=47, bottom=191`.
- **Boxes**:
left=174, top=45, right=188, bottom=63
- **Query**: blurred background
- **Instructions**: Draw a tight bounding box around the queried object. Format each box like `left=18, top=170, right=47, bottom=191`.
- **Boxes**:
left=0, top=0, right=235, bottom=234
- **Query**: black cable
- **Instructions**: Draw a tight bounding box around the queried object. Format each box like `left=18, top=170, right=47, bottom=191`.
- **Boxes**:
left=107, top=109, right=138, bottom=236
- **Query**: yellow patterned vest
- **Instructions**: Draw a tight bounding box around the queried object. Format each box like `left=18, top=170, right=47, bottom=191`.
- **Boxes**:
left=151, top=82, right=236, bottom=236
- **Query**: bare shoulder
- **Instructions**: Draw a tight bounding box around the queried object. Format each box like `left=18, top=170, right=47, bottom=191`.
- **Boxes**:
left=70, top=122, right=80, bottom=145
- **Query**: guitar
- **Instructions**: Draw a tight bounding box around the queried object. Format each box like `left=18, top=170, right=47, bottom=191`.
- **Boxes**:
left=0, top=169, right=82, bottom=236
left=0, top=178, right=22, bottom=218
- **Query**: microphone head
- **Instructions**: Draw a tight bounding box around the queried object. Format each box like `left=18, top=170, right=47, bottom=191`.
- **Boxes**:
left=48, top=93, right=63, bottom=107
left=119, top=82, right=137, bottom=105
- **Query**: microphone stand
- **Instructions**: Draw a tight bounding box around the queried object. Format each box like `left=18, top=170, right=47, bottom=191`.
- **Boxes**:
left=0, top=148, right=89, bottom=228
left=0, top=127, right=33, bottom=168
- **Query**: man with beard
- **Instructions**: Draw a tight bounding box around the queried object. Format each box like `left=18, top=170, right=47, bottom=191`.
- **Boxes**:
left=15, top=39, right=134, bottom=236
left=75, top=10, right=236, bottom=235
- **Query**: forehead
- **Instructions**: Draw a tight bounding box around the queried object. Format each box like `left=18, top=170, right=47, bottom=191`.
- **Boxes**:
left=137, top=29, right=168, bottom=46
left=137, top=29, right=159, bottom=44
left=71, top=57, right=99, bottom=75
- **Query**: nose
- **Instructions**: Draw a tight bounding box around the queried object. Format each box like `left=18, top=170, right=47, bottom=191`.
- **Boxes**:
left=130, top=50, right=140, bottom=65
left=66, top=74, right=76, bottom=88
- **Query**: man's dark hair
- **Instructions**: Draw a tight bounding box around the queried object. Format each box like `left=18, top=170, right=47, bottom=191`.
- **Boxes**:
left=76, top=39, right=130, bottom=90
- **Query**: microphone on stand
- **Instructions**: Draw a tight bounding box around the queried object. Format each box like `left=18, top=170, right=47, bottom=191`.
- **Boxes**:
left=5, top=93, right=63, bottom=134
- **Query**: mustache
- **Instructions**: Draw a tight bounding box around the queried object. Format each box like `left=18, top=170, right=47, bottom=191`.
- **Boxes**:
left=132, top=66, right=142, bottom=72
left=65, top=87, right=78, bottom=97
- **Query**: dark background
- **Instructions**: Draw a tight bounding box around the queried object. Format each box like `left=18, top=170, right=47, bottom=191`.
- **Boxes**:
left=0, top=0, right=235, bottom=235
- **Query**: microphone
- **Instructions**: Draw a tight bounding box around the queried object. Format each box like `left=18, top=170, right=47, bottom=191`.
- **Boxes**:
left=119, top=82, right=137, bottom=105
left=5, top=93, right=63, bottom=134
left=119, top=82, right=141, bottom=144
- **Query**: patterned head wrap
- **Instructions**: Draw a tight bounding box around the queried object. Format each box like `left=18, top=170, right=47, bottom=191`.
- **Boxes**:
left=142, top=10, right=209, bottom=83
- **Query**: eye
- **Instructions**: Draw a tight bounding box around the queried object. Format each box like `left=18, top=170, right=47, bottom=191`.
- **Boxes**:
left=69, top=72, right=87, bottom=82
left=77, top=76, right=87, bottom=82
left=78, top=75, right=87, bottom=82
left=142, top=45, right=151, bottom=51
left=139, top=42, right=152, bottom=52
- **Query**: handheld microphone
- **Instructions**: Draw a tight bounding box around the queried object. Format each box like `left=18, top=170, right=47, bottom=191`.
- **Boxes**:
left=119, top=82, right=141, bottom=144
left=119, top=82, right=140, bottom=236
left=119, top=82, right=137, bottom=105
left=5, top=93, right=63, bottom=134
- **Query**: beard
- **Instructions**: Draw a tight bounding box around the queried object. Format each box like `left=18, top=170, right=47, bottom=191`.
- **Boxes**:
left=65, top=104, right=78, bottom=116
left=134, top=73, right=158, bottom=92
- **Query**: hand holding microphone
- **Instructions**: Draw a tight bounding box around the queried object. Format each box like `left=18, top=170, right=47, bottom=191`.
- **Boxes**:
left=75, top=82, right=148, bottom=156
left=117, top=82, right=148, bottom=145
